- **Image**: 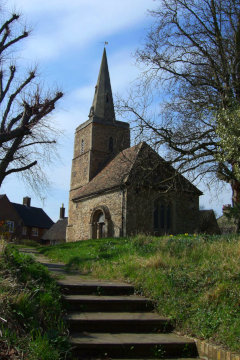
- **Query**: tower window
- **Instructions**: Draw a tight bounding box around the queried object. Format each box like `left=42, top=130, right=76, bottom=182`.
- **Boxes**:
left=106, top=93, right=109, bottom=103
left=81, top=139, right=84, bottom=154
left=109, top=137, right=113, bottom=152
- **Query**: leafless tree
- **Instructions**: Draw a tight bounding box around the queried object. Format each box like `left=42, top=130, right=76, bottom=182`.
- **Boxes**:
left=0, top=11, right=63, bottom=191
left=117, top=0, right=240, bottom=212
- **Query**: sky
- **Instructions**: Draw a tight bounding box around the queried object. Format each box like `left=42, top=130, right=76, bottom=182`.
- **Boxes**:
left=1, top=0, right=232, bottom=222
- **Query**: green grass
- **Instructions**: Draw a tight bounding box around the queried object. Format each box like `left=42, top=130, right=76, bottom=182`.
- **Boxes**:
left=0, top=245, right=71, bottom=359
left=40, top=233, right=240, bottom=353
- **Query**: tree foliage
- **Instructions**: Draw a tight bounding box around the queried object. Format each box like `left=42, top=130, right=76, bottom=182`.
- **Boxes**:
left=0, top=12, right=63, bottom=191
left=118, top=0, right=240, bottom=205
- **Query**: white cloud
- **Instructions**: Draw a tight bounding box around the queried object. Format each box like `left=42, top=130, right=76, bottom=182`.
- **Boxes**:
left=7, top=0, right=156, bottom=61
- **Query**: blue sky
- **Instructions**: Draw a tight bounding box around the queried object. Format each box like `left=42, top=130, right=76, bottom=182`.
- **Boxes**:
left=2, top=0, right=231, bottom=222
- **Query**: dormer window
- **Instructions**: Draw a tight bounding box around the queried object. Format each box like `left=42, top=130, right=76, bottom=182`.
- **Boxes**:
left=109, top=137, right=113, bottom=152
left=81, top=139, right=84, bottom=154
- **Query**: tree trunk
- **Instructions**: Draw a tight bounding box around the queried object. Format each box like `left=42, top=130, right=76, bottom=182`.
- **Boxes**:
left=231, top=179, right=240, bottom=232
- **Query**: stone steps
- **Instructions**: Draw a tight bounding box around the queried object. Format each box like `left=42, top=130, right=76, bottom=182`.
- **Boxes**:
left=57, top=279, right=199, bottom=359
left=65, top=312, right=174, bottom=333
left=70, top=332, right=198, bottom=359
left=58, top=279, right=135, bottom=296
left=63, top=294, right=154, bottom=312
left=19, top=250, right=200, bottom=360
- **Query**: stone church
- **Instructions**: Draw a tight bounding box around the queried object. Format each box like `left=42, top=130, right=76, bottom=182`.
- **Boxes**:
left=66, top=49, right=219, bottom=242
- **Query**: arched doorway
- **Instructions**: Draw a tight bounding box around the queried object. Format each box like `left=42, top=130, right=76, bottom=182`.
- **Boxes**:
left=90, top=206, right=112, bottom=239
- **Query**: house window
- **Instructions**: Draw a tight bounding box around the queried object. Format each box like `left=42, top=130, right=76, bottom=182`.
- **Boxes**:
left=81, top=139, right=84, bottom=154
left=22, top=226, right=27, bottom=236
left=7, top=221, right=14, bottom=233
left=32, top=227, right=38, bottom=236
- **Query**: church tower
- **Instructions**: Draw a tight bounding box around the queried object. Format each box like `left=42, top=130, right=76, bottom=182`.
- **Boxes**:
left=69, top=48, right=130, bottom=196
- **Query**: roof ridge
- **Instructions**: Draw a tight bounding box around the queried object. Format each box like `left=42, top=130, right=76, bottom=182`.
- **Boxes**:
left=11, top=202, right=44, bottom=211
left=123, top=143, right=144, bottom=183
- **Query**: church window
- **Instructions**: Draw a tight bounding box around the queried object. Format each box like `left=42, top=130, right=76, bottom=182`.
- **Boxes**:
left=106, top=92, right=109, bottom=103
left=153, top=199, right=172, bottom=234
left=109, top=137, right=113, bottom=152
left=160, top=204, right=165, bottom=229
left=81, top=139, right=84, bottom=154
left=154, top=201, right=159, bottom=229
left=167, top=205, right=171, bottom=230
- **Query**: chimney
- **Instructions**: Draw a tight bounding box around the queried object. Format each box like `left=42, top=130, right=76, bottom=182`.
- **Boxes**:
left=60, top=203, right=65, bottom=219
left=23, top=196, right=31, bottom=207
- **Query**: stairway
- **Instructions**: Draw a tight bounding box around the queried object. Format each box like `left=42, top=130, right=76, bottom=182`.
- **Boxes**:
left=58, top=277, right=200, bottom=360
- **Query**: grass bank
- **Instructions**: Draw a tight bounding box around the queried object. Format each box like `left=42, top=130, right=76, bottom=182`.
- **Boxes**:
left=0, top=245, right=70, bottom=360
left=40, top=233, right=240, bottom=353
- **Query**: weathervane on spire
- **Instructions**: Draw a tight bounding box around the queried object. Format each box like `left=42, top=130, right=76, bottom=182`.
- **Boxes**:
left=99, top=41, right=108, bottom=47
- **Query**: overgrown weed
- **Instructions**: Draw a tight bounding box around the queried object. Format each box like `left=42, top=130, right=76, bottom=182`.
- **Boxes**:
left=0, top=245, right=71, bottom=359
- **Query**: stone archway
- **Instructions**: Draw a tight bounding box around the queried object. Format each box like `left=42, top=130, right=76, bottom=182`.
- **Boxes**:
left=89, top=205, right=112, bottom=239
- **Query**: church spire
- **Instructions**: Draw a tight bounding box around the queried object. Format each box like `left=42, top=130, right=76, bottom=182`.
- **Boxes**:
left=89, top=48, right=115, bottom=122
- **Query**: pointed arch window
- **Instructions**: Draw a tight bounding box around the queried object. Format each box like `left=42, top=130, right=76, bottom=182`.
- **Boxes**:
left=109, top=137, right=113, bottom=152
left=153, top=199, right=172, bottom=235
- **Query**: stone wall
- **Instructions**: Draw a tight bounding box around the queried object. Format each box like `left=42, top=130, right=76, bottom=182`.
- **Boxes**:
left=125, top=186, right=200, bottom=236
left=70, top=121, right=92, bottom=190
left=67, top=189, right=123, bottom=242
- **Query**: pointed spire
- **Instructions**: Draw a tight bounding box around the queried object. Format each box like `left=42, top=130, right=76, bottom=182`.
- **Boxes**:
left=89, top=48, right=115, bottom=122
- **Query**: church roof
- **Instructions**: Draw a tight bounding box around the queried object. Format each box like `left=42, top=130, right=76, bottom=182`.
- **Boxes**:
left=73, top=143, right=141, bottom=201
left=73, top=142, right=202, bottom=201
left=89, top=48, right=115, bottom=122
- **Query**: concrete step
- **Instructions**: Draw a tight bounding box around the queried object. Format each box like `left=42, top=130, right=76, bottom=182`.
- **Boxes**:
left=66, top=312, right=174, bottom=333
left=58, top=279, right=135, bottom=295
left=63, top=295, right=154, bottom=312
left=70, top=332, right=198, bottom=359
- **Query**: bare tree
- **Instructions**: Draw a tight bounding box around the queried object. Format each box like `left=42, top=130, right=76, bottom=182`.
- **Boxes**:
left=118, top=0, right=240, bottom=215
left=0, top=12, right=63, bottom=191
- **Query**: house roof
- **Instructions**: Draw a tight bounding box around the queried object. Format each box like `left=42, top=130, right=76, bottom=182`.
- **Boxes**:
left=73, top=142, right=202, bottom=201
left=12, top=202, right=54, bottom=229
left=42, top=217, right=68, bottom=241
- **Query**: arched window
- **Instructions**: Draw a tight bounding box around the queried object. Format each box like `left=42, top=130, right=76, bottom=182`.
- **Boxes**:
left=153, top=199, right=172, bottom=234
left=167, top=205, right=171, bottom=230
left=109, top=137, right=113, bottom=152
left=81, top=139, right=84, bottom=154
left=160, top=204, right=165, bottom=229
left=154, top=201, right=159, bottom=229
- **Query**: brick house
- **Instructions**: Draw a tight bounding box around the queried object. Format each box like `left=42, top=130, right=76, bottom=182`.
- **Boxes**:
left=66, top=49, right=220, bottom=242
left=0, top=195, right=54, bottom=241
